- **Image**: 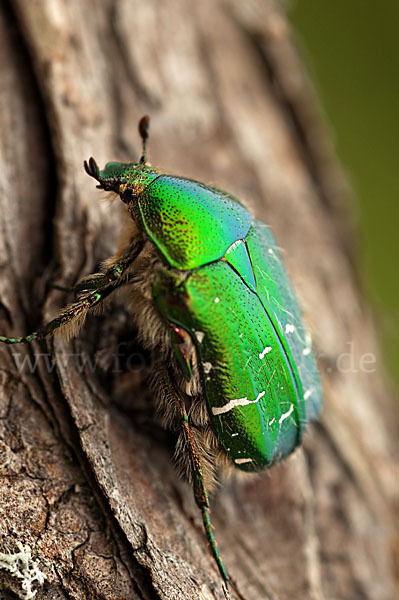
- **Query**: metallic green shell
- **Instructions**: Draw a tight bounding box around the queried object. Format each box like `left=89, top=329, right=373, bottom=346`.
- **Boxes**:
left=142, top=175, right=322, bottom=471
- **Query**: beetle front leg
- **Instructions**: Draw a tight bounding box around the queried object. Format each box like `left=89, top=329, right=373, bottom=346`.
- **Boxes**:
left=49, top=240, right=145, bottom=296
left=0, top=239, right=144, bottom=344
left=160, top=370, right=232, bottom=597
left=48, top=268, right=132, bottom=295
left=47, top=270, right=122, bottom=294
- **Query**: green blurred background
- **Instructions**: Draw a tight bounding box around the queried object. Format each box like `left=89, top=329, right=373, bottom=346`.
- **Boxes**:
left=289, top=1, right=398, bottom=385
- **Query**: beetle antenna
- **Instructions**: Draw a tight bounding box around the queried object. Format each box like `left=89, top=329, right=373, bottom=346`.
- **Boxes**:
left=138, top=115, right=150, bottom=164
left=84, top=157, right=108, bottom=189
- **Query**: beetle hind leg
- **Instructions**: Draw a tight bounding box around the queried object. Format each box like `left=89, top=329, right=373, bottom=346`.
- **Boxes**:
left=159, top=369, right=231, bottom=593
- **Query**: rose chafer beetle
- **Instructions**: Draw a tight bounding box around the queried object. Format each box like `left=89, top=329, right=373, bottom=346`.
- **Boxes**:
left=0, top=116, right=322, bottom=596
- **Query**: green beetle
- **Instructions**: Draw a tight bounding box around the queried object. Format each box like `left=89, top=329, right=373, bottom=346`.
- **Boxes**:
left=0, top=116, right=321, bottom=595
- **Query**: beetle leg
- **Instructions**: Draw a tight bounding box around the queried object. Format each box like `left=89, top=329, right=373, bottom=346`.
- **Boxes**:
left=47, top=272, right=119, bottom=295
left=160, top=370, right=231, bottom=593
left=47, top=269, right=137, bottom=296
left=0, top=240, right=144, bottom=344
left=48, top=240, right=145, bottom=296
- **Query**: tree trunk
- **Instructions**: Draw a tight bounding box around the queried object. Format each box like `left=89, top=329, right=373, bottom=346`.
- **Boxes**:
left=0, top=1, right=397, bottom=599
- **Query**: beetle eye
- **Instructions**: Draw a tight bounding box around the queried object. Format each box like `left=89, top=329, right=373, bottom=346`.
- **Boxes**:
left=121, top=186, right=136, bottom=204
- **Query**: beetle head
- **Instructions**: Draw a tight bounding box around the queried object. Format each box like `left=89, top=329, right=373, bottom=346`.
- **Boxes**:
left=84, top=116, right=159, bottom=204
left=84, top=158, right=159, bottom=203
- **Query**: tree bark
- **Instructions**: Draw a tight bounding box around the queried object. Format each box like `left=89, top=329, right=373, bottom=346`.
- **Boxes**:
left=0, top=1, right=397, bottom=599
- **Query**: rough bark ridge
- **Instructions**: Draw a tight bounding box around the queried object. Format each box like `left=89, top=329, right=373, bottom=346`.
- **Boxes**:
left=0, top=1, right=397, bottom=599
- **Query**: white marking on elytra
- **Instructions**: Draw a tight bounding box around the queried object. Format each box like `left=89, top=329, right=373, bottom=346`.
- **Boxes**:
left=231, top=433, right=239, bottom=437
left=212, top=390, right=265, bottom=416
left=268, top=248, right=274, bottom=254
left=302, top=331, right=312, bottom=355
left=195, top=331, right=205, bottom=343
left=279, top=404, right=294, bottom=424
left=259, top=346, right=272, bottom=359
left=203, top=362, right=213, bottom=374
left=269, top=417, right=276, bottom=425
left=304, top=389, right=312, bottom=400
left=214, top=297, right=220, bottom=303
left=234, top=458, right=253, bottom=465
left=285, top=323, right=295, bottom=334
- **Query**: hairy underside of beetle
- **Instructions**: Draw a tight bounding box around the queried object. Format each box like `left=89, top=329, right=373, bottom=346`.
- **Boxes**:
left=118, top=238, right=234, bottom=492
left=55, top=208, right=234, bottom=492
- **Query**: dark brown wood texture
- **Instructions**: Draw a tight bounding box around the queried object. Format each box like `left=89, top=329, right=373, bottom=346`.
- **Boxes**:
left=0, top=1, right=397, bottom=599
